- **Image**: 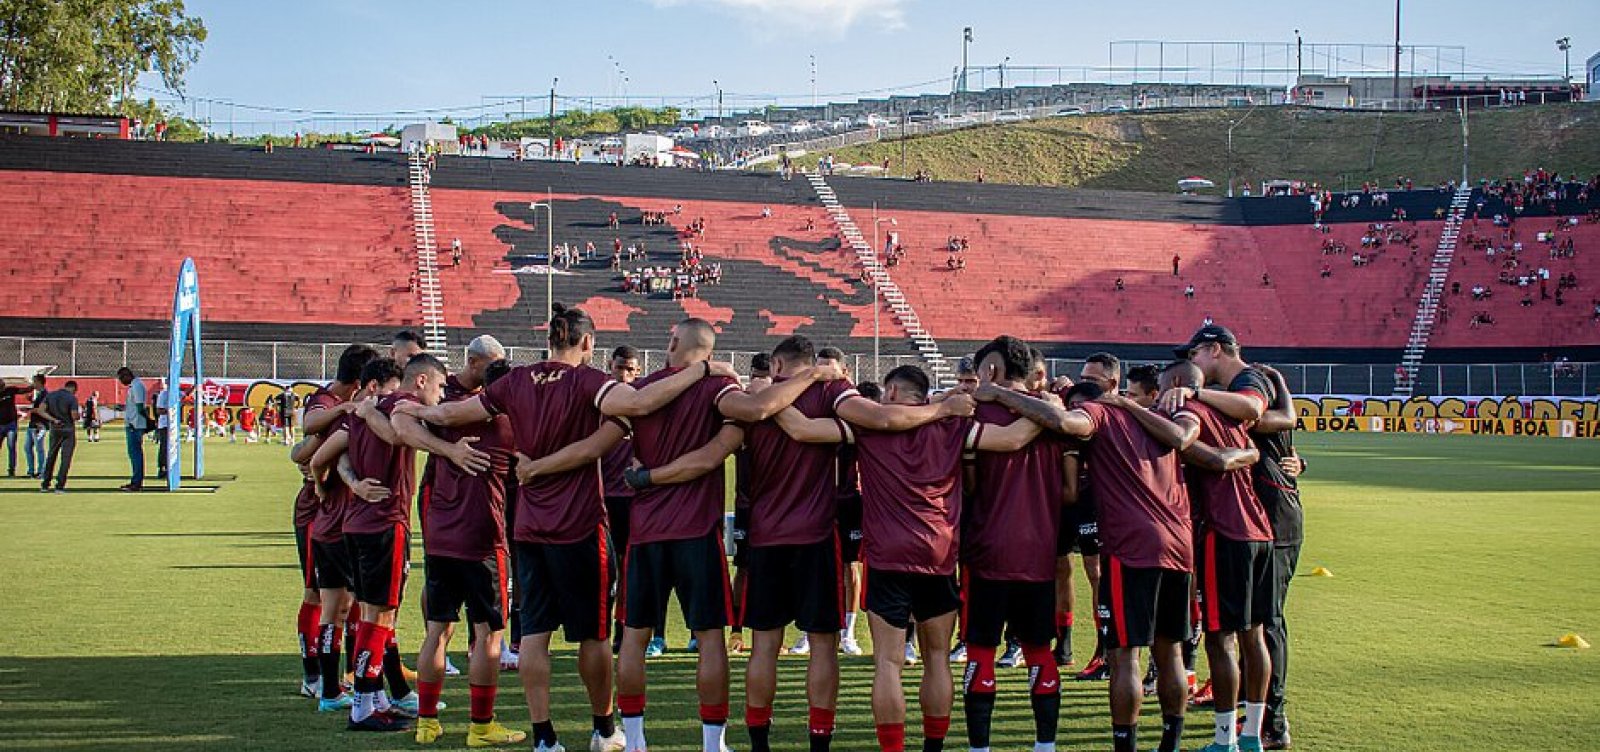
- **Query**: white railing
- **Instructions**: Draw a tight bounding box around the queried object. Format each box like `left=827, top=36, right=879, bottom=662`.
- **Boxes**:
left=407, top=152, right=449, bottom=355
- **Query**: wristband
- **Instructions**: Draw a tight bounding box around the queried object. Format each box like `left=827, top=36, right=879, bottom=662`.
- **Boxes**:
left=703, top=360, right=711, bottom=378
left=623, top=466, right=653, bottom=490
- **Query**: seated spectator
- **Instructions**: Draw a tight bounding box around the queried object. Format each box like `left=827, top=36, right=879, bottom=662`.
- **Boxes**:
left=1114, top=277, right=1125, bottom=292
left=761, top=206, right=772, bottom=219
left=1320, top=263, right=1332, bottom=278
left=1184, top=284, right=1196, bottom=298
left=1261, top=273, right=1272, bottom=287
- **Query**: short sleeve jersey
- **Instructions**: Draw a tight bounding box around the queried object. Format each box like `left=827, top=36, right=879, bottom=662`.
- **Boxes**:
left=297, top=387, right=344, bottom=530
left=307, top=390, right=353, bottom=542
left=479, top=362, right=622, bottom=545
left=626, top=368, right=741, bottom=546
left=854, top=415, right=977, bottom=576
left=1181, top=401, right=1274, bottom=543
left=965, top=399, right=1067, bottom=582
left=1077, top=402, right=1192, bottom=571
left=601, top=435, right=635, bottom=500
left=341, top=392, right=419, bottom=535
left=744, top=378, right=857, bottom=547
left=426, top=380, right=514, bottom=559
left=1227, top=369, right=1303, bottom=544
left=26, top=387, right=46, bottom=429
left=124, top=380, right=148, bottom=429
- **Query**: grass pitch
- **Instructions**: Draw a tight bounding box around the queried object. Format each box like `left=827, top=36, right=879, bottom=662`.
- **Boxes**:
left=0, top=432, right=1596, bottom=751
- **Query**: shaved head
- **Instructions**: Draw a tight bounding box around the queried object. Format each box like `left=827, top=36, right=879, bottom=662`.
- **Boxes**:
left=669, top=318, right=717, bottom=365
left=1160, top=360, right=1203, bottom=392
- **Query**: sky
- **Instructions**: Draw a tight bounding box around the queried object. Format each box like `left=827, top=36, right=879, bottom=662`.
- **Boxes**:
left=152, top=0, right=1598, bottom=132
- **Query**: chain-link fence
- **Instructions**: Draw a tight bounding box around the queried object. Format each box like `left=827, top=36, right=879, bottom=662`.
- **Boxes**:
left=5, top=336, right=1595, bottom=396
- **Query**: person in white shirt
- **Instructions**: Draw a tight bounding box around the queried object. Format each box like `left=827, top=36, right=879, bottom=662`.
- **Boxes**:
left=117, top=368, right=150, bottom=492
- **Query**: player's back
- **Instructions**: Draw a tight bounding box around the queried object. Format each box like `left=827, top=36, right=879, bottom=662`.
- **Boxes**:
left=1183, top=401, right=1272, bottom=543
left=1077, top=401, right=1191, bottom=571
left=628, top=367, right=740, bottom=546
left=743, top=378, right=856, bottom=547
left=854, top=416, right=973, bottom=576
left=965, top=399, right=1065, bottom=582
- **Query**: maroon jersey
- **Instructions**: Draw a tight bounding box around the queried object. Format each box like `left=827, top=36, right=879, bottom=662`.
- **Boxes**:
left=425, top=379, right=515, bottom=559
left=306, top=387, right=352, bottom=543
left=854, top=416, right=978, bottom=576
left=480, top=362, right=621, bottom=545
left=341, top=392, right=419, bottom=535
left=601, top=435, right=635, bottom=500
left=297, top=388, right=343, bottom=529
left=627, top=368, right=741, bottom=546
left=744, top=379, right=856, bottom=546
left=1078, top=402, right=1192, bottom=571
left=418, top=376, right=472, bottom=512
left=965, top=399, right=1066, bottom=582
left=1181, top=402, right=1273, bottom=543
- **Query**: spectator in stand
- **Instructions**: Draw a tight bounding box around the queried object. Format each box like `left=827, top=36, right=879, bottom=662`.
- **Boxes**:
left=1261, top=273, right=1272, bottom=287
left=1184, top=284, right=1196, bottom=298
left=1320, top=263, right=1332, bottom=279
left=0, top=379, right=21, bottom=476
left=1172, top=253, right=1181, bottom=276
left=1114, top=277, right=1125, bottom=292
left=35, top=380, right=79, bottom=493
left=23, top=374, right=48, bottom=479
left=452, top=238, right=463, bottom=267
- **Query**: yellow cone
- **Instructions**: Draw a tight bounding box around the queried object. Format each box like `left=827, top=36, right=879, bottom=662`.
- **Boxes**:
left=1309, top=566, right=1334, bottom=578
left=1557, top=633, right=1590, bottom=649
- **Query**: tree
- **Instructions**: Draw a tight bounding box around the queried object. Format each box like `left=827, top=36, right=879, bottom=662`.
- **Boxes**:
left=0, top=0, right=207, bottom=112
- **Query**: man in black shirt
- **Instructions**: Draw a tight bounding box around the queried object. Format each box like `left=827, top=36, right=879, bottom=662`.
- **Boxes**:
left=35, top=381, right=81, bottom=493
left=0, top=380, right=24, bottom=476
left=1165, top=324, right=1302, bottom=750
left=23, top=374, right=48, bottom=478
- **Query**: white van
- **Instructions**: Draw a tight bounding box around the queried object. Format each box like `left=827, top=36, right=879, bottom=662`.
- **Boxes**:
left=736, top=120, right=773, bottom=137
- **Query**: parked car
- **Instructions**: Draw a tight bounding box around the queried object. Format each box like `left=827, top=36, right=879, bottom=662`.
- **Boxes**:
left=736, top=120, right=773, bottom=137
left=667, top=127, right=699, bottom=141
left=993, top=110, right=1028, bottom=123
left=829, top=116, right=854, bottom=130
left=1102, top=102, right=1130, bottom=113
left=863, top=113, right=890, bottom=128
left=907, top=110, right=934, bottom=123
left=787, top=119, right=812, bottom=134
left=1048, top=106, right=1086, bottom=117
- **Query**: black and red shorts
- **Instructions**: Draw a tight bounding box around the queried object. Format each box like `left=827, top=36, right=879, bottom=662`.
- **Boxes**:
left=623, top=529, right=732, bottom=633
left=960, top=574, right=1056, bottom=647
left=1057, top=499, right=1100, bottom=557
left=1097, top=556, right=1191, bottom=649
left=836, top=493, right=864, bottom=563
left=743, top=535, right=846, bottom=634
left=346, top=525, right=410, bottom=608
left=294, top=524, right=315, bottom=589
left=311, top=536, right=354, bottom=591
left=1194, top=530, right=1276, bottom=634
left=730, top=505, right=751, bottom=569
left=424, top=550, right=510, bottom=632
left=863, top=568, right=961, bottom=630
left=515, top=528, right=616, bottom=643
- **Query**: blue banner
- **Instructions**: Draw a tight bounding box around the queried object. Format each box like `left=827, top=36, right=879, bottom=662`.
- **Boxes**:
left=165, top=258, right=203, bottom=490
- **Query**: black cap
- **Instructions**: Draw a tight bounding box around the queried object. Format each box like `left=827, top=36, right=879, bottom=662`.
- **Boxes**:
left=1174, top=324, right=1238, bottom=358
left=956, top=356, right=977, bottom=375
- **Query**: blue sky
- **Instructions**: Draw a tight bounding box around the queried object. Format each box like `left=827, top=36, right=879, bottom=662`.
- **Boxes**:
left=155, top=0, right=1596, bottom=131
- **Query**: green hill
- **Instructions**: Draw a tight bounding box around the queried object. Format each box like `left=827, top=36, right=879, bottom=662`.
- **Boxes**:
left=777, top=104, right=1600, bottom=193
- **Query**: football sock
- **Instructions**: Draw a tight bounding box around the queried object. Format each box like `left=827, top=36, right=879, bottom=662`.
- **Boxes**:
left=1214, top=710, right=1239, bottom=745
left=469, top=683, right=496, bottom=724
left=1024, top=645, right=1061, bottom=745
left=297, top=602, right=322, bottom=681
left=1158, top=714, right=1184, bottom=752
left=619, top=694, right=646, bottom=750
left=701, top=702, right=729, bottom=752
left=532, top=720, right=557, bottom=747
left=842, top=612, right=858, bottom=641
left=962, top=645, right=998, bottom=749
left=1242, top=702, right=1266, bottom=739
left=593, top=714, right=617, bottom=738
left=920, top=715, right=948, bottom=752
left=318, top=623, right=344, bottom=700
left=808, top=707, right=835, bottom=752
left=1112, top=723, right=1137, bottom=752
left=746, top=705, right=773, bottom=752
left=381, top=633, right=411, bottom=698
left=876, top=723, right=906, bottom=752
left=417, top=679, right=442, bottom=718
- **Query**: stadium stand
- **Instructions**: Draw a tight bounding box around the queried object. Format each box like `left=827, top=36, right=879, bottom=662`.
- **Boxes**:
left=1, top=135, right=1595, bottom=363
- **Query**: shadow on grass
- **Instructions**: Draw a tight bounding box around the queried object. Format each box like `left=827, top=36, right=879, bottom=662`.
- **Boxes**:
left=0, top=653, right=1205, bottom=751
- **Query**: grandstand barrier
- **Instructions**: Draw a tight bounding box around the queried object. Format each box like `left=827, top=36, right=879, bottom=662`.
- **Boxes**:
left=1296, top=414, right=1600, bottom=439
left=6, top=336, right=1598, bottom=400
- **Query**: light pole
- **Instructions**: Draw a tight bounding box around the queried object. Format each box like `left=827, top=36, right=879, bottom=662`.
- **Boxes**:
left=1557, top=37, right=1572, bottom=84
left=712, top=79, right=723, bottom=121
left=1392, top=0, right=1402, bottom=101
left=529, top=199, right=554, bottom=319
left=1225, top=102, right=1260, bottom=198
left=1000, top=56, right=1009, bottom=89
left=961, top=27, right=973, bottom=93
left=809, top=55, right=817, bottom=107
left=1294, top=30, right=1302, bottom=103
left=548, top=77, right=558, bottom=156
left=871, top=202, right=896, bottom=377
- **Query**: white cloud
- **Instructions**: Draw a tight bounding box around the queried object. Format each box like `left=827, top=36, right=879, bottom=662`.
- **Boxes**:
left=649, top=0, right=908, bottom=36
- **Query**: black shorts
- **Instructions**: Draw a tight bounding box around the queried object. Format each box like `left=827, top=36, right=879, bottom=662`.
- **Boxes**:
left=743, top=536, right=846, bottom=634
left=863, top=568, right=961, bottom=630
left=311, top=537, right=354, bottom=591
left=960, top=574, right=1056, bottom=647
left=295, top=524, right=315, bottom=589
left=1057, top=503, right=1100, bottom=557
left=515, top=529, right=617, bottom=643
left=424, top=551, right=510, bottom=631
left=730, top=506, right=751, bottom=568
left=836, top=494, right=864, bottom=562
left=346, top=526, right=411, bottom=608
left=1097, top=556, right=1191, bottom=649
left=605, top=496, right=632, bottom=550
left=623, top=530, right=733, bottom=632
left=1195, top=531, right=1276, bottom=634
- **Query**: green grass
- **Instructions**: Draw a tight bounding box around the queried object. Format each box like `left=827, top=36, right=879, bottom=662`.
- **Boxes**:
left=1, top=432, right=1598, bottom=751
left=776, top=104, right=1600, bottom=192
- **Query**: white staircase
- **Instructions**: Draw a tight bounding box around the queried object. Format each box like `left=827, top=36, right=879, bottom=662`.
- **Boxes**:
left=1395, top=185, right=1473, bottom=396
left=406, top=152, right=448, bottom=355
left=807, top=173, right=953, bottom=385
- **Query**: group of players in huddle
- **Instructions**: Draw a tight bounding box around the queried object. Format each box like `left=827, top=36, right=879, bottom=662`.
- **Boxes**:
left=287, top=304, right=1305, bottom=752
